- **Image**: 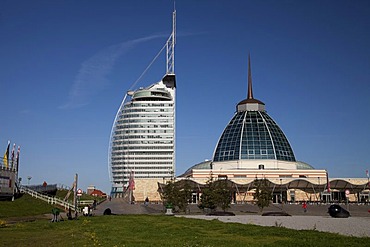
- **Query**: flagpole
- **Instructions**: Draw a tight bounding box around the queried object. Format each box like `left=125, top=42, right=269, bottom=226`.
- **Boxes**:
left=15, top=146, right=20, bottom=181
left=365, top=170, right=369, bottom=204
left=73, top=173, right=78, bottom=212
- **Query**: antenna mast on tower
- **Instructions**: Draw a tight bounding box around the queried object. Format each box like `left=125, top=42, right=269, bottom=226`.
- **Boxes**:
left=166, top=7, right=176, bottom=75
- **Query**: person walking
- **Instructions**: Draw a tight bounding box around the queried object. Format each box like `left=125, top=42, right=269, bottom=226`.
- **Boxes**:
left=302, top=201, right=307, bottom=213
left=67, top=207, right=72, bottom=220
left=51, top=207, right=60, bottom=222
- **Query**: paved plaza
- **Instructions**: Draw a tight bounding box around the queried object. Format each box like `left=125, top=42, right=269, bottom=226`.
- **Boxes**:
left=92, top=198, right=370, bottom=237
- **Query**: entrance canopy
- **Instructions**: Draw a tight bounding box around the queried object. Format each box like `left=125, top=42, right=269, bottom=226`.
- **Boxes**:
left=162, top=178, right=369, bottom=194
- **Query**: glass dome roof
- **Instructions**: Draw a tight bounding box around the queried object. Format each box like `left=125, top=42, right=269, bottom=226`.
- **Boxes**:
left=213, top=111, right=296, bottom=162
left=213, top=55, right=296, bottom=163
left=296, top=161, right=314, bottom=170
left=181, top=160, right=212, bottom=177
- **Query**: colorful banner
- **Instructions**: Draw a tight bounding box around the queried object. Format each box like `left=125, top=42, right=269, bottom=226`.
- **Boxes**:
left=326, top=170, right=330, bottom=192
left=3, top=141, right=10, bottom=169
left=128, top=171, right=135, bottom=190
left=10, top=143, right=15, bottom=169
left=15, top=146, right=20, bottom=172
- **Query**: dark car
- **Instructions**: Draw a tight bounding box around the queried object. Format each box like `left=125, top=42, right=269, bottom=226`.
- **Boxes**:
left=327, top=204, right=350, bottom=218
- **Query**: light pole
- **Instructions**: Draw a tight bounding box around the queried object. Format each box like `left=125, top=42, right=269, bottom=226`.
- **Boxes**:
left=27, top=176, right=32, bottom=185
left=280, top=178, right=283, bottom=209
left=318, top=177, right=321, bottom=203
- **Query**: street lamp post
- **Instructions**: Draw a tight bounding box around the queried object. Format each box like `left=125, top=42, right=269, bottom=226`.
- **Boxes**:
left=280, top=178, right=283, bottom=209
left=27, top=176, right=32, bottom=185
left=318, top=177, right=321, bottom=203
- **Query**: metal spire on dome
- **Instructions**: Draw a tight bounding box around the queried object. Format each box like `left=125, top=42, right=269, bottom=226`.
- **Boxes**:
left=247, top=54, right=253, bottom=99
left=236, top=53, right=265, bottom=112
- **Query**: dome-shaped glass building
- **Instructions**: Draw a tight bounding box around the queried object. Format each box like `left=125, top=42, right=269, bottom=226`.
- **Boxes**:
left=164, top=55, right=366, bottom=205
left=212, top=55, right=296, bottom=171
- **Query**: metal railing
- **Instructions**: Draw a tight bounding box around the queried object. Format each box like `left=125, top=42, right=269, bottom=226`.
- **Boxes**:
left=20, top=185, right=77, bottom=211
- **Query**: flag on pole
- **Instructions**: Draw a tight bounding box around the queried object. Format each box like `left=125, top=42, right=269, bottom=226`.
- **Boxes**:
left=15, top=146, right=21, bottom=172
left=3, top=141, right=10, bottom=169
left=326, top=170, right=330, bottom=192
left=10, top=143, right=16, bottom=169
left=366, top=170, right=369, bottom=178
left=128, top=171, right=135, bottom=190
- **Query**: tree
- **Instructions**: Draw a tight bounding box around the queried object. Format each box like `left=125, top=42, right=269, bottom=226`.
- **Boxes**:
left=198, top=179, right=217, bottom=211
left=199, top=178, right=232, bottom=212
left=253, top=178, right=272, bottom=212
left=214, top=180, right=232, bottom=211
left=162, top=180, right=192, bottom=213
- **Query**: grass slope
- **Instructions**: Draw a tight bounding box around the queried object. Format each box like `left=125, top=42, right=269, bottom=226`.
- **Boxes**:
left=0, top=189, right=104, bottom=219
left=0, top=194, right=55, bottom=219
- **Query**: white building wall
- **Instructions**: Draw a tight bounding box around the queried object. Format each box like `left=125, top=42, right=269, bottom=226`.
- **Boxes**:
left=213, top=159, right=298, bottom=170
left=110, top=80, right=175, bottom=189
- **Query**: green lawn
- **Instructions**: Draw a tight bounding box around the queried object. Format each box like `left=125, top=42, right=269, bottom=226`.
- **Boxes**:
left=1, top=196, right=369, bottom=246
left=0, top=214, right=369, bottom=247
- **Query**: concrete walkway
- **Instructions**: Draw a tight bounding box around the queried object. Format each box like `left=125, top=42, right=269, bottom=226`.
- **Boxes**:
left=180, top=214, right=370, bottom=237
left=89, top=200, right=370, bottom=237
left=93, top=197, right=163, bottom=215
left=93, top=199, right=370, bottom=217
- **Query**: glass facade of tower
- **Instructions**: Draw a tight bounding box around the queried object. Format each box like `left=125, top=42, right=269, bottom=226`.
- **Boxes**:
left=213, top=111, right=295, bottom=162
left=109, top=79, right=175, bottom=192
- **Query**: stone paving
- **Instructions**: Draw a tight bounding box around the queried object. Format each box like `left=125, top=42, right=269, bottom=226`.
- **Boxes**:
left=93, top=199, right=370, bottom=217
left=93, top=197, right=163, bottom=215
left=91, top=200, right=370, bottom=237
left=180, top=214, right=370, bottom=237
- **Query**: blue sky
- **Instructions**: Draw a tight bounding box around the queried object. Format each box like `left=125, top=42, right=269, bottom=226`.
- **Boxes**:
left=1, top=0, right=370, bottom=193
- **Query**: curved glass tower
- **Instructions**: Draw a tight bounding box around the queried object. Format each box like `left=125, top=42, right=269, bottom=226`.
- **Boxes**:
left=109, top=75, right=176, bottom=196
left=213, top=55, right=296, bottom=169
left=109, top=9, right=176, bottom=197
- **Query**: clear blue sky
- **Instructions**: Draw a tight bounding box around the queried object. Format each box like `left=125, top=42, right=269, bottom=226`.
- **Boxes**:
left=1, top=0, right=370, bottom=193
